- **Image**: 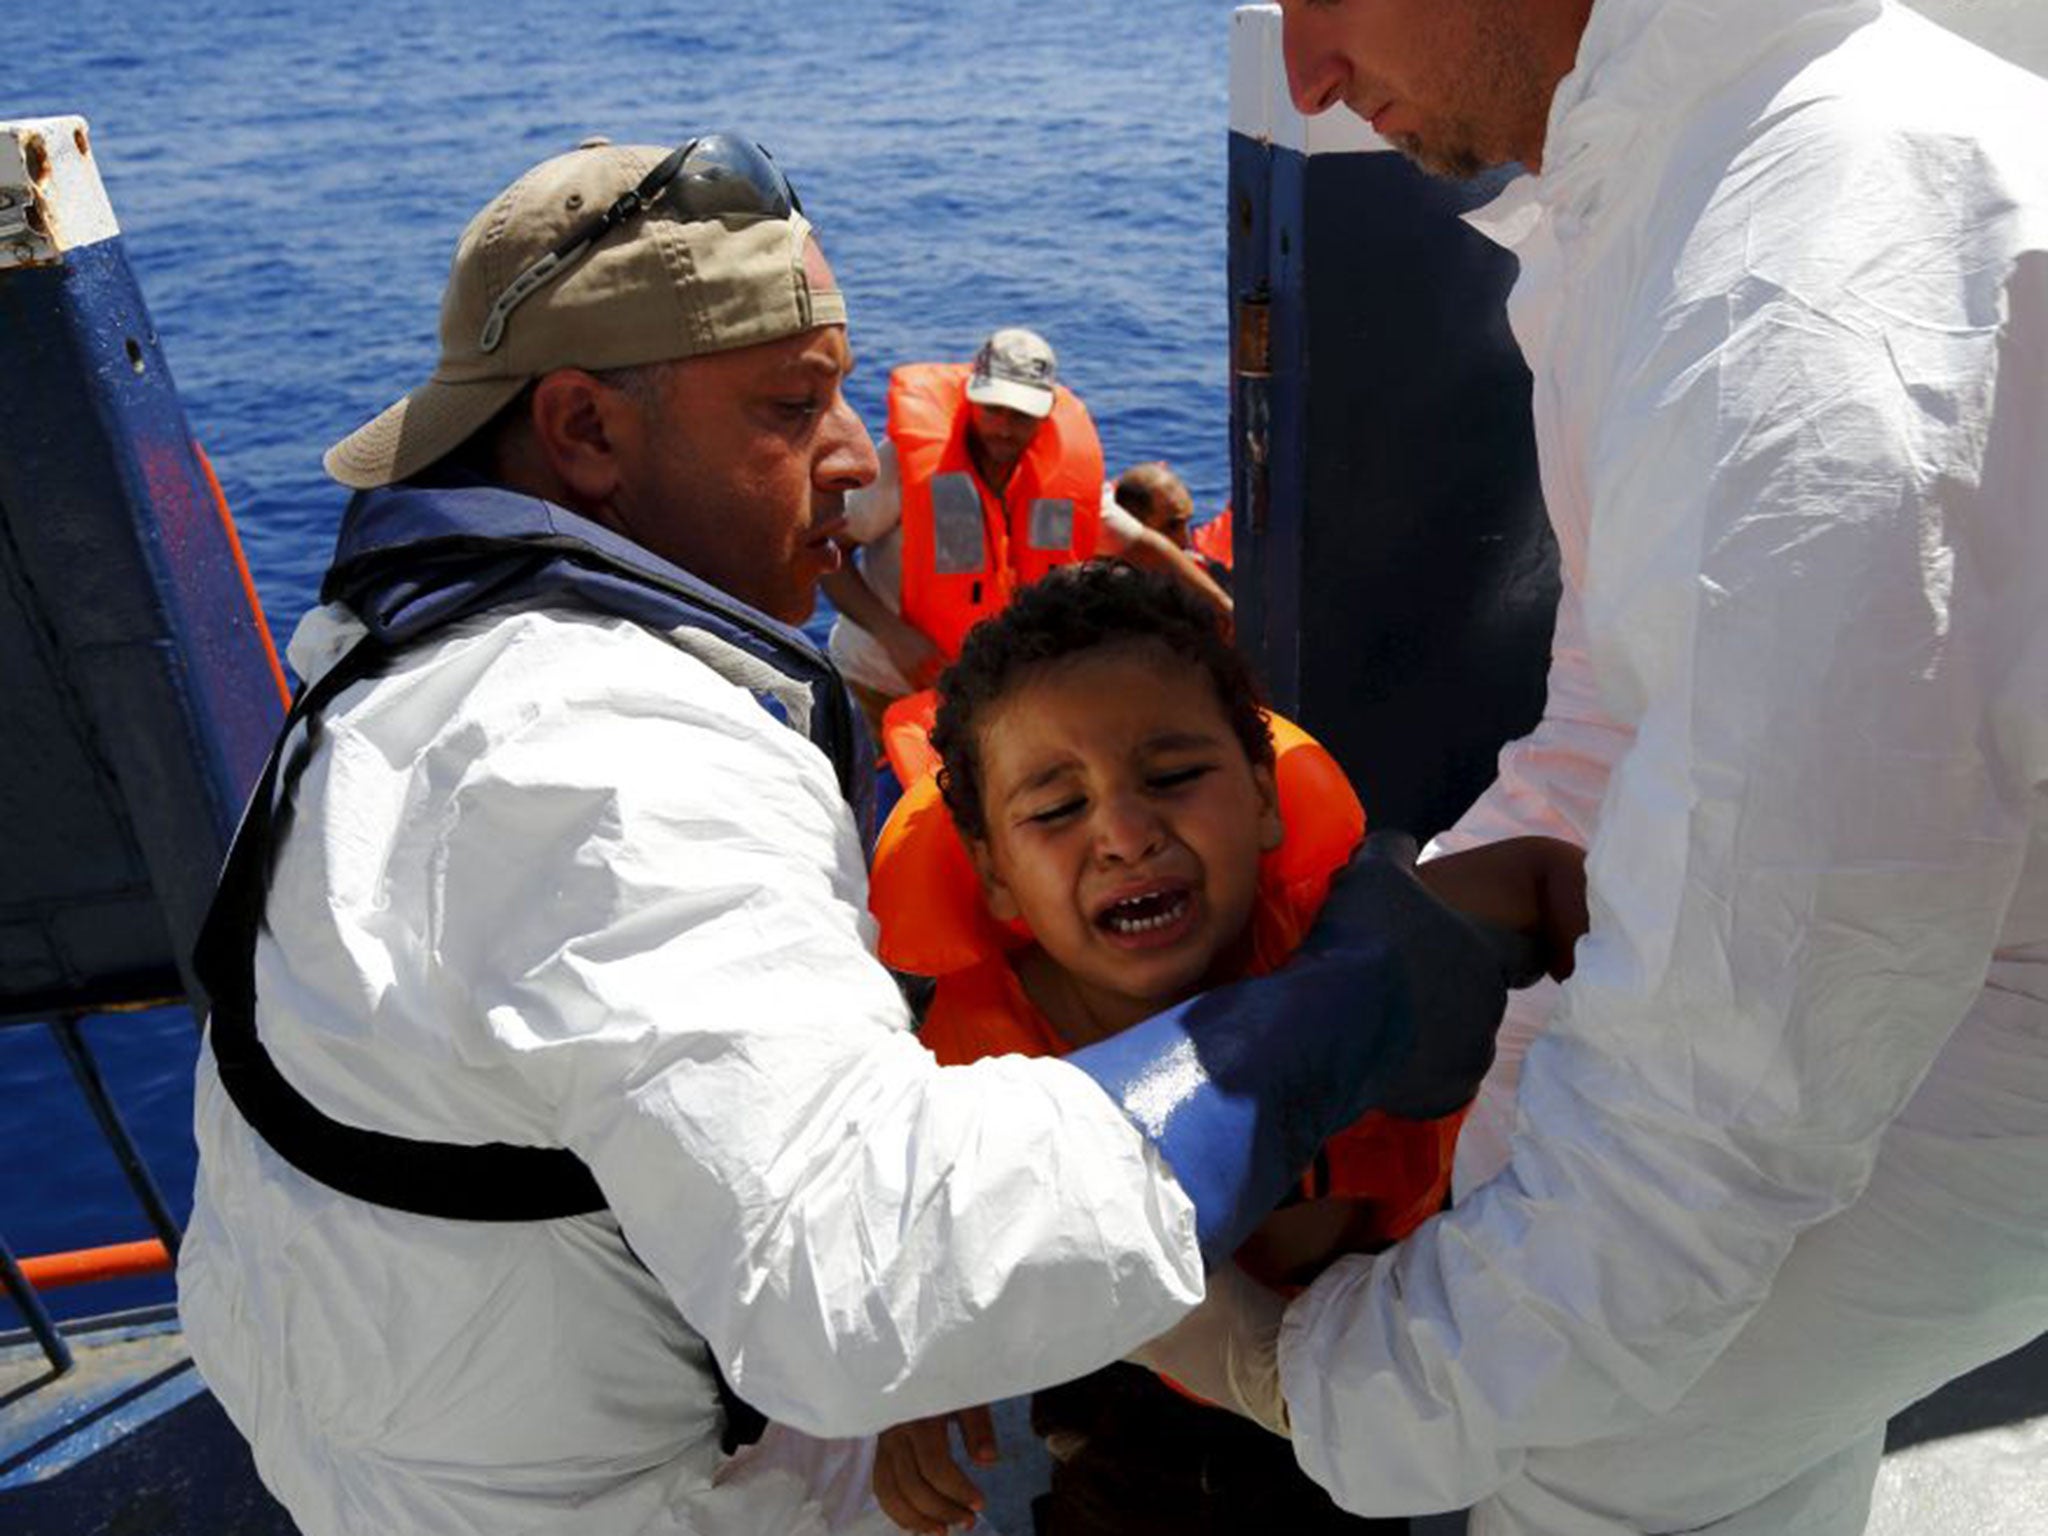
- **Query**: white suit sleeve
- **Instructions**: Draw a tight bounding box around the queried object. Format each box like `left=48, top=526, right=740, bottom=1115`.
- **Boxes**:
left=1424, top=580, right=1626, bottom=860
left=1423, top=584, right=1630, bottom=1192
left=424, top=639, right=1201, bottom=1436
left=1282, top=182, right=2048, bottom=1509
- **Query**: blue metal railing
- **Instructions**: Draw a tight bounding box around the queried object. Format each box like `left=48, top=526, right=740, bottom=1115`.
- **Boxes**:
left=1, top=1008, right=186, bottom=1381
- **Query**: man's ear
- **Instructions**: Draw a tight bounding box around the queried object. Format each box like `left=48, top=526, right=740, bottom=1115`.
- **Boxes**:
left=528, top=369, right=631, bottom=506
left=1254, top=763, right=1284, bottom=854
left=968, top=835, right=1023, bottom=923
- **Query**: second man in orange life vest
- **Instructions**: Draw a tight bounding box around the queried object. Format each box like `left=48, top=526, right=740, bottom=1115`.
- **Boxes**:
left=824, top=327, right=1225, bottom=737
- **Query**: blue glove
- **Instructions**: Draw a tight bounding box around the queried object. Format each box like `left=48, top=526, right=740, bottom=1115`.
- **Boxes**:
left=1301, top=830, right=1544, bottom=1114
left=1066, top=831, right=1514, bottom=1267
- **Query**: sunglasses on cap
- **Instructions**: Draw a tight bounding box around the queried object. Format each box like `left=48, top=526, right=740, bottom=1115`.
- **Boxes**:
left=478, top=133, right=804, bottom=354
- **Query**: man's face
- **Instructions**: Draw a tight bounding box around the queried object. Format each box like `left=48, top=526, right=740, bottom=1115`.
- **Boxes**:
left=967, top=401, right=1046, bottom=477
left=1144, top=490, right=1195, bottom=549
left=1277, top=0, right=1562, bottom=179
left=604, top=316, right=878, bottom=625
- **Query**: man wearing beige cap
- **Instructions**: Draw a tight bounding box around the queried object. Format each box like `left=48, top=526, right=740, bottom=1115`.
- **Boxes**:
left=824, top=327, right=1224, bottom=739
left=173, top=134, right=1532, bottom=1536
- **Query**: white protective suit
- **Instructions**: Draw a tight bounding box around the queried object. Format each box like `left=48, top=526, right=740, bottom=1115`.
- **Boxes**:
left=1283, top=2, right=2048, bottom=1532
left=179, top=602, right=1202, bottom=1536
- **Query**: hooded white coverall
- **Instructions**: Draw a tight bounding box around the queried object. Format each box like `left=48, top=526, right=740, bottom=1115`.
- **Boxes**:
left=1281, top=2, right=2048, bottom=1532
left=179, top=604, right=1204, bottom=1536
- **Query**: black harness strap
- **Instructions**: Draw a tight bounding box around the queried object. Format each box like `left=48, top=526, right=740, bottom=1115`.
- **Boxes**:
left=193, top=632, right=607, bottom=1221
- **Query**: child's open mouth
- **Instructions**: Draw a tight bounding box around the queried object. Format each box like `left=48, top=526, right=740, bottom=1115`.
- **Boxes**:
left=1094, top=884, right=1196, bottom=946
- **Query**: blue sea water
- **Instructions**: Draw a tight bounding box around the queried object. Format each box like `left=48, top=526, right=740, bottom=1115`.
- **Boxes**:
left=8, top=1, right=1237, bottom=1320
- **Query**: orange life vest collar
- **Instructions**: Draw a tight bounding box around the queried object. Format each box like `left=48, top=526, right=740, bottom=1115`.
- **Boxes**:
left=1191, top=506, right=1233, bottom=571
left=887, top=362, right=1104, bottom=661
left=870, top=712, right=1365, bottom=981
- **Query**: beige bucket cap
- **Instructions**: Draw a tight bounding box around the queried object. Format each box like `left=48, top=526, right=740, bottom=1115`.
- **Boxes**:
left=325, top=136, right=846, bottom=489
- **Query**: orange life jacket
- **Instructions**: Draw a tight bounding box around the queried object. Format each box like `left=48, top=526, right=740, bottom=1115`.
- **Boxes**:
left=1191, top=505, right=1233, bottom=571
left=878, top=688, right=943, bottom=787
left=888, top=363, right=1104, bottom=661
left=869, top=715, right=1463, bottom=1249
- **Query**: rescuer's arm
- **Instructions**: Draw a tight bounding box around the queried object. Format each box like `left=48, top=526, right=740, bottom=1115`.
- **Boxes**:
left=1112, top=522, right=1235, bottom=627
left=1417, top=584, right=1629, bottom=1190
left=434, top=662, right=1201, bottom=1433
left=1424, top=583, right=1626, bottom=862
left=1273, top=209, right=2048, bottom=1516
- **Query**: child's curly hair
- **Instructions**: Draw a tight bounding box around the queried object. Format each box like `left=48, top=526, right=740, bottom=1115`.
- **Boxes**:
left=930, top=560, right=1273, bottom=842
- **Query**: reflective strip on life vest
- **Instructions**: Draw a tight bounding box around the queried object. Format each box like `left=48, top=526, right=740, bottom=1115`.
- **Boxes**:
left=930, top=473, right=986, bottom=573
left=1026, top=497, right=1075, bottom=550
